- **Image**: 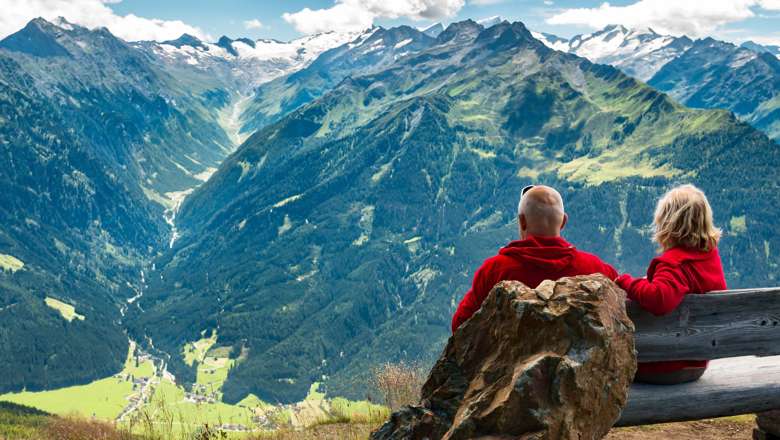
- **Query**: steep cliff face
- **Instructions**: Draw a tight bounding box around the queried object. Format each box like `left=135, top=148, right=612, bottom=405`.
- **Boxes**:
left=131, top=20, right=780, bottom=404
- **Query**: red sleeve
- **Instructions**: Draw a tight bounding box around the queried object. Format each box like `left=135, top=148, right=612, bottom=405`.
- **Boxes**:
left=600, top=261, right=619, bottom=281
left=616, top=262, right=690, bottom=316
left=451, top=260, right=494, bottom=333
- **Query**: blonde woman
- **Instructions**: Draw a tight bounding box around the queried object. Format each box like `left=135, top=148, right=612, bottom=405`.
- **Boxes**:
left=617, top=184, right=726, bottom=385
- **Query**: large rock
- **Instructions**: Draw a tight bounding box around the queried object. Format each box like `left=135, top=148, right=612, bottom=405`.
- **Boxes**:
left=371, top=275, right=637, bottom=440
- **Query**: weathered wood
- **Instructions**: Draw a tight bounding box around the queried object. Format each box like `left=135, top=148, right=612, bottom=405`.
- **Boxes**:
left=617, top=356, right=780, bottom=426
left=628, top=288, right=780, bottom=361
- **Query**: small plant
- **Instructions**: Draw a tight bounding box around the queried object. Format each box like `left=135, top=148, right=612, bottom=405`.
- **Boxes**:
left=371, top=361, right=426, bottom=411
left=43, top=416, right=131, bottom=440
left=192, top=423, right=229, bottom=440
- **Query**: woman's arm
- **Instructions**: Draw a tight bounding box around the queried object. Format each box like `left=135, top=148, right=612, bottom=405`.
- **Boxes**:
left=617, top=262, right=690, bottom=316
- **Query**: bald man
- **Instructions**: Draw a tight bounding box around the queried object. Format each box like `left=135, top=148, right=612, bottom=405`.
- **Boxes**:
left=452, top=185, right=618, bottom=332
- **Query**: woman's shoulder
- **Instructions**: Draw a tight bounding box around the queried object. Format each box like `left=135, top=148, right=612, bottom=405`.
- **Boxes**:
left=656, top=245, right=718, bottom=265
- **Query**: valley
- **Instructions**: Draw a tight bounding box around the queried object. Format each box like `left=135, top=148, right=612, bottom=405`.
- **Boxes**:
left=0, top=13, right=779, bottom=436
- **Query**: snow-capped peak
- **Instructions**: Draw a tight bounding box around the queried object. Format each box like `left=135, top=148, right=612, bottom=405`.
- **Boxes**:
left=533, top=25, right=693, bottom=81
left=477, top=16, right=505, bottom=28
left=141, top=28, right=369, bottom=88
left=531, top=31, right=570, bottom=52
left=420, top=22, right=444, bottom=38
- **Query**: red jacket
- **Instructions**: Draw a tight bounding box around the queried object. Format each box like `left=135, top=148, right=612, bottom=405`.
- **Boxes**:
left=617, top=246, right=727, bottom=375
left=452, top=235, right=618, bottom=333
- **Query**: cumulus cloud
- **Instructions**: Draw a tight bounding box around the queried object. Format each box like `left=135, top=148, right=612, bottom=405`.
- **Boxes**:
left=0, top=0, right=209, bottom=41
left=547, top=0, right=780, bottom=37
left=243, top=19, right=263, bottom=30
left=283, top=0, right=465, bottom=34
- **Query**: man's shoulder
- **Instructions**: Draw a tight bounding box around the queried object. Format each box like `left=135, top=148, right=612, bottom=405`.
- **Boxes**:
left=476, top=252, right=521, bottom=274
left=571, top=248, right=607, bottom=262
left=571, top=247, right=614, bottom=271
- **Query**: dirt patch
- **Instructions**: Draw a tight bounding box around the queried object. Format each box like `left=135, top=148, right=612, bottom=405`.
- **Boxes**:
left=251, top=416, right=758, bottom=439
left=607, top=416, right=756, bottom=440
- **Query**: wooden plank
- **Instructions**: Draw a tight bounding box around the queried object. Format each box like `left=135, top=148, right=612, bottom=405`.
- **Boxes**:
left=617, top=355, right=780, bottom=426
left=628, top=287, right=780, bottom=361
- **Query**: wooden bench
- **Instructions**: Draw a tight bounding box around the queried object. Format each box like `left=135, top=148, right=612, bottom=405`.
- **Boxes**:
left=617, top=287, right=780, bottom=430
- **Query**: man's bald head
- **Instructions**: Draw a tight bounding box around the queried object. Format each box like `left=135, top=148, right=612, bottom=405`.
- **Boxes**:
left=517, top=185, right=567, bottom=238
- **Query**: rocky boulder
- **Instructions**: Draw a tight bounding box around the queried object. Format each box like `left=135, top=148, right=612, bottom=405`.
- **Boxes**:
left=371, top=274, right=637, bottom=440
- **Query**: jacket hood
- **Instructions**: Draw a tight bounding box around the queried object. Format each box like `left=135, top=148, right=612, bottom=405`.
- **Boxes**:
left=498, top=235, right=576, bottom=272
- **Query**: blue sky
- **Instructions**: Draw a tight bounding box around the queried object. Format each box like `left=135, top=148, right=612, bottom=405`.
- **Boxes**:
left=108, top=0, right=780, bottom=42
left=2, top=0, right=780, bottom=45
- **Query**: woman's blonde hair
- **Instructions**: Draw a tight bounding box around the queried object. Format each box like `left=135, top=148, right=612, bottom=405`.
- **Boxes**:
left=653, top=184, right=722, bottom=252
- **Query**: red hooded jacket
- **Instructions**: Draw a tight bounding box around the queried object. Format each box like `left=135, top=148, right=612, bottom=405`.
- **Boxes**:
left=451, top=235, right=618, bottom=333
left=617, top=246, right=727, bottom=375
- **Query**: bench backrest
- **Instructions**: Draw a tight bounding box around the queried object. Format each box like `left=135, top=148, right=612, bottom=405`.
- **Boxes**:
left=628, top=287, right=780, bottom=362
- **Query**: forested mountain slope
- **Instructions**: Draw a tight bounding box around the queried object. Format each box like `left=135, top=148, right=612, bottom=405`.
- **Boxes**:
left=131, top=20, right=780, bottom=405
left=533, top=27, right=780, bottom=142
left=649, top=38, right=780, bottom=141
left=0, top=18, right=236, bottom=393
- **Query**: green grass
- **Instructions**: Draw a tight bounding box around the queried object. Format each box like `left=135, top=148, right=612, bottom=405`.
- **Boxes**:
left=183, top=331, right=236, bottom=400
left=0, top=342, right=154, bottom=420
left=236, top=394, right=270, bottom=410
left=0, top=402, right=50, bottom=440
left=329, top=398, right=388, bottom=423
left=183, top=331, right=217, bottom=367
left=556, top=154, right=678, bottom=185
left=0, top=254, right=24, bottom=273
left=196, top=356, right=235, bottom=398
left=124, top=357, right=155, bottom=379
left=206, top=346, right=233, bottom=358
left=44, top=297, right=85, bottom=322
left=304, top=383, right=326, bottom=402
left=143, top=380, right=255, bottom=430
left=0, top=376, right=133, bottom=419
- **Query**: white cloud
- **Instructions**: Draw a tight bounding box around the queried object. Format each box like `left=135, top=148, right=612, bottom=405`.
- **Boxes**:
left=243, top=19, right=263, bottom=30
left=0, top=0, right=209, bottom=42
left=547, top=0, right=780, bottom=37
left=732, top=33, right=780, bottom=46
left=283, top=0, right=466, bottom=34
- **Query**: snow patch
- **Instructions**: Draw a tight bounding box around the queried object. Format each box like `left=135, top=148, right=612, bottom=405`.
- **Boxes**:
left=273, top=194, right=303, bottom=208
left=394, top=38, right=413, bottom=49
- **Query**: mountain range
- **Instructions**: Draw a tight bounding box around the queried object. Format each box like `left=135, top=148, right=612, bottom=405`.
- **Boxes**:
left=133, top=28, right=365, bottom=91
left=531, top=24, right=780, bottom=142
left=131, top=20, right=779, bottom=404
left=0, top=16, right=778, bottom=409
